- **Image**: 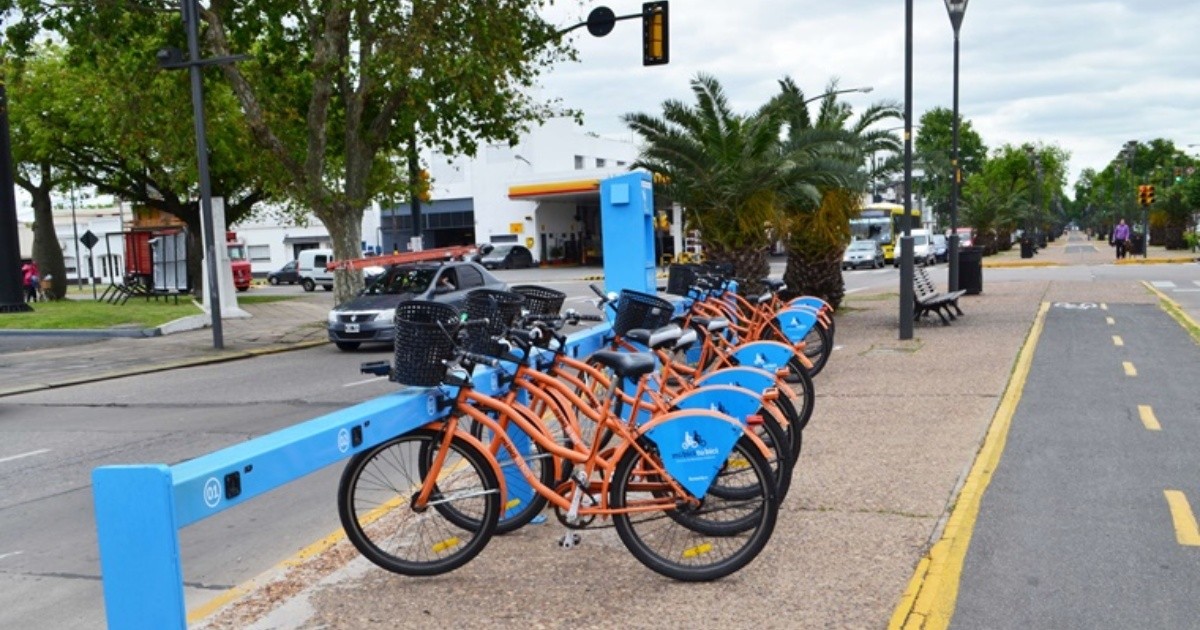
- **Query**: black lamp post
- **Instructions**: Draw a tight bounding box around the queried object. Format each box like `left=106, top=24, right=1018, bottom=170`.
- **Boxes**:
left=0, top=83, right=33, bottom=313
left=899, top=0, right=915, bottom=340
left=158, top=1, right=248, bottom=349
left=944, top=0, right=969, bottom=292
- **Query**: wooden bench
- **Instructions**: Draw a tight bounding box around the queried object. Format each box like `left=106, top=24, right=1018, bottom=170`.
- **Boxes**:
left=911, top=267, right=965, bottom=325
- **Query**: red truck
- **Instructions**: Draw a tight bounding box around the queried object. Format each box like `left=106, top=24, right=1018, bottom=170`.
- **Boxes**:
left=123, top=229, right=251, bottom=292
left=225, top=231, right=252, bottom=292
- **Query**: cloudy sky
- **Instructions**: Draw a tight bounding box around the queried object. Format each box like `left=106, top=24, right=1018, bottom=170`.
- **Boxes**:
left=537, top=0, right=1200, bottom=192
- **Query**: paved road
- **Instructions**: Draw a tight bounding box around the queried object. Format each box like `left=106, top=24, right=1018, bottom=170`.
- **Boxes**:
left=953, top=300, right=1200, bottom=628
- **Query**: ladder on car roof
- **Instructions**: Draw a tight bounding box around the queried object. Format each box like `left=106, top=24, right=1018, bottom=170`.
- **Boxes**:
left=325, top=245, right=479, bottom=271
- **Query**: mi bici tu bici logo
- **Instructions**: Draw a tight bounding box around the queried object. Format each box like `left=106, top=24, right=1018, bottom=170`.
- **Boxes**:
left=675, top=431, right=719, bottom=459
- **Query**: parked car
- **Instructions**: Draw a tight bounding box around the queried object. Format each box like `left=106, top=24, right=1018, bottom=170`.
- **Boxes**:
left=474, top=244, right=536, bottom=270
left=267, top=260, right=300, bottom=285
left=954, top=227, right=974, bottom=248
left=297, top=248, right=335, bottom=292
left=893, top=229, right=937, bottom=267
left=842, top=240, right=885, bottom=270
left=931, top=234, right=948, bottom=263
left=326, top=260, right=507, bottom=351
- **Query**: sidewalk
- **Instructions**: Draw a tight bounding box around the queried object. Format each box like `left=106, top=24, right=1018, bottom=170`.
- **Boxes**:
left=0, top=297, right=331, bottom=397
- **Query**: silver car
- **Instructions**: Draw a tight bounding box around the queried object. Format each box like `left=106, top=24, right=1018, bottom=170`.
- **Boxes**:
left=326, top=261, right=507, bottom=351
left=842, top=240, right=885, bottom=270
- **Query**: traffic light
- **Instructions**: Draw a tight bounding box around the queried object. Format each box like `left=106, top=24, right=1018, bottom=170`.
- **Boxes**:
left=1174, top=167, right=1183, bottom=183
left=1137, top=185, right=1147, bottom=206
left=1137, top=184, right=1156, bottom=206
left=642, top=2, right=669, bottom=66
left=1146, top=184, right=1155, bottom=205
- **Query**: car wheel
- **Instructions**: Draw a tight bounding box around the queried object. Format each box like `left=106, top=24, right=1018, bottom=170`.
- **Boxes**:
left=335, top=342, right=361, bottom=351
left=302, top=278, right=315, bottom=292
left=268, top=276, right=279, bottom=285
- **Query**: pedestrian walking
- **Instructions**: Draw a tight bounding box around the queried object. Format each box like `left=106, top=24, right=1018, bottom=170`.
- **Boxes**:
left=20, top=261, right=39, bottom=303
left=1113, top=219, right=1131, bottom=260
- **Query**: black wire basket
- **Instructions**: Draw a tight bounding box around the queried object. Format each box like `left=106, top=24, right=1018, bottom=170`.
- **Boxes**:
left=464, top=289, right=526, bottom=357
left=510, top=284, right=566, bottom=316
left=612, top=289, right=674, bottom=337
left=392, top=300, right=461, bottom=387
left=666, top=264, right=702, bottom=296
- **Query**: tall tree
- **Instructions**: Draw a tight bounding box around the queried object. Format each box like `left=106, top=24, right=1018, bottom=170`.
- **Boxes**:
left=914, top=107, right=986, bottom=230
left=772, top=77, right=901, bottom=309
left=623, top=74, right=787, bottom=292
left=201, top=0, right=575, bottom=302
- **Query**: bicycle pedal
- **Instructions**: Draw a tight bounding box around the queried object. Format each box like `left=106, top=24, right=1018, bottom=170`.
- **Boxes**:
left=558, top=533, right=582, bottom=549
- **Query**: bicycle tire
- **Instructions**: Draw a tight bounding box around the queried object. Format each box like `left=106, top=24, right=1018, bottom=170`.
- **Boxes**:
left=705, top=409, right=793, bottom=503
left=801, top=319, right=832, bottom=377
left=781, top=355, right=816, bottom=431
left=611, top=437, right=778, bottom=581
left=337, top=428, right=500, bottom=577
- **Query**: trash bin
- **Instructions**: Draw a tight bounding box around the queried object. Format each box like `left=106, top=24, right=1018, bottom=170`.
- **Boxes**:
left=959, top=246, right=983, bottom=295
left=1129, top=233, right=1145, bottom=256
left=1020, top=238, right=1035, bottom=259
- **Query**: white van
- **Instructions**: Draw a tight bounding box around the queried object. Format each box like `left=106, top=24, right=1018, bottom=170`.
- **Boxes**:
left=892, top=229, right=937, bottom=267
left=297, top=248, right=335, bottom=292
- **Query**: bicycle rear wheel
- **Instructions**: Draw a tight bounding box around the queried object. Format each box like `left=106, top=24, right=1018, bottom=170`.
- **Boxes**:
left=337, top=428, right=500, bottom=576
left=611, top=437, right=778, bottom=581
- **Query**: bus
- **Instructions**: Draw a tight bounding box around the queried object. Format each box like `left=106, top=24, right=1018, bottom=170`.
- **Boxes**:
left=849, top=202, right=923, bottom=262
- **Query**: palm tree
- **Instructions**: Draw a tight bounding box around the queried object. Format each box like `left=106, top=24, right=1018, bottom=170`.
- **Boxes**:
left=771, top=78, right=902, bottom=309
left=623, top=74, right=788, bottom=293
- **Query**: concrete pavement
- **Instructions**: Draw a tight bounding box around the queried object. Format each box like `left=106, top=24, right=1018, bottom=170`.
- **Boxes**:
left=3, top=233, right=1198, bottom=628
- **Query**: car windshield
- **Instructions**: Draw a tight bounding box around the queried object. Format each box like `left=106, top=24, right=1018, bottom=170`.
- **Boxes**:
left=366, top=267, right=436, bottom=295
left=848, top=241, right=876, bottom=251
left=486, top=245, right=514, bottom=257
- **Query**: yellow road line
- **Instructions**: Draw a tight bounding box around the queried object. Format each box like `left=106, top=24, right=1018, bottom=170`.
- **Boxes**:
left=889, top=301, right=1049, bottom=630
left=1123, top=362, right=1137, bottom=376
left=1112, top=335, right=1124, bottom=347
left=1143, top=281, right=1200, bottom=345
left=1137, top=405, right=1161, bottom=431
left=1100, top=303, right=1108, bottom=310
left=1163, top=490, right=1200, bottom=546
left=1106, top=317, right=1115, bottom=325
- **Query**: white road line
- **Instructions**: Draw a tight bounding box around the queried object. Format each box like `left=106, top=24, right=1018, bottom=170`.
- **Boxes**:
left=1151, top=281, right=1176, bottom=289
left=343, top=376, right=385, bottom=388
left=0, top=551, right=24, bottom=561
left=1173, top=289, right=1200, bottom=293
left=0, top=449, right=50, bottom=464
left=845, top=287, right=866, bottom=294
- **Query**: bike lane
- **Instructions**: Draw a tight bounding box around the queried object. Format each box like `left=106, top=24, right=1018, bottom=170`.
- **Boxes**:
left=950, top=300, right=1200, bottom=628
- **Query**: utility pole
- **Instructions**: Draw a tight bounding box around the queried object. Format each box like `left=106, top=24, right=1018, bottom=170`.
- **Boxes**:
left=0, top=82, right=33, bottom=313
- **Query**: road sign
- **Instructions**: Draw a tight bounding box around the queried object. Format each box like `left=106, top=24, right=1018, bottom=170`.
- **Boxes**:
left=80, top=230, right=99, bottom=250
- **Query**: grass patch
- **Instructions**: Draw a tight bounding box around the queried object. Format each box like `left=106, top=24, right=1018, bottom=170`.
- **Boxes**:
left=237, top=294, right=299, bottom=304
left=0, top=299, right=202, bottom=330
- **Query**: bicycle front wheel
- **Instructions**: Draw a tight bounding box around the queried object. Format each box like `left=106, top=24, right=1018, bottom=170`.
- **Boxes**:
left=337, top=428, right=500, bottom=577
left=611, top=437, right=778, bottom=581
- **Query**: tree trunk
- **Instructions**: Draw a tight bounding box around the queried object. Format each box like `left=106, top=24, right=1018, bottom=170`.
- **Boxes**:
left=30, top=184, right=67, bottom=300
left=783, top=243, right=846, bottom=310
left=317, top=202, right=367, bottom=304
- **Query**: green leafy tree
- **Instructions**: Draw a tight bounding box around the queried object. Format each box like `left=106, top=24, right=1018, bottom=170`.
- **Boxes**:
left=914, top=107, right=986, bottom=230
left=201, top=0, right=575, bottom=302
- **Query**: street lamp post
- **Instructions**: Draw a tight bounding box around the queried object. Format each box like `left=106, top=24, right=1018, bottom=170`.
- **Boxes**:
left=944, top=0, right=969, bottom=292
left=900, top=0, right=915, bottom=340
left=158, top=0, right=249, bottom=349
left=802, top=86, right=873, bottom=106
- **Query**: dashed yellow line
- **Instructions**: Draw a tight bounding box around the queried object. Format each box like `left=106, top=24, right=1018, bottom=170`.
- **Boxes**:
left=1137, top=405, right=1161, bottom=431
left=1105, top=317, right=1115, bottom=325
left=1123, top=361, right=1137, bottom=376
left=1112, top=335, right=1124, bottom=347
left=1100, top=303, right=1108, bottom=311
left=1163, top=490, right=1200, bottom=546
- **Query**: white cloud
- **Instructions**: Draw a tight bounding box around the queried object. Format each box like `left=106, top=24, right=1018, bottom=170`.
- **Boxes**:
left=537, top=0, right=1200, bottom=190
